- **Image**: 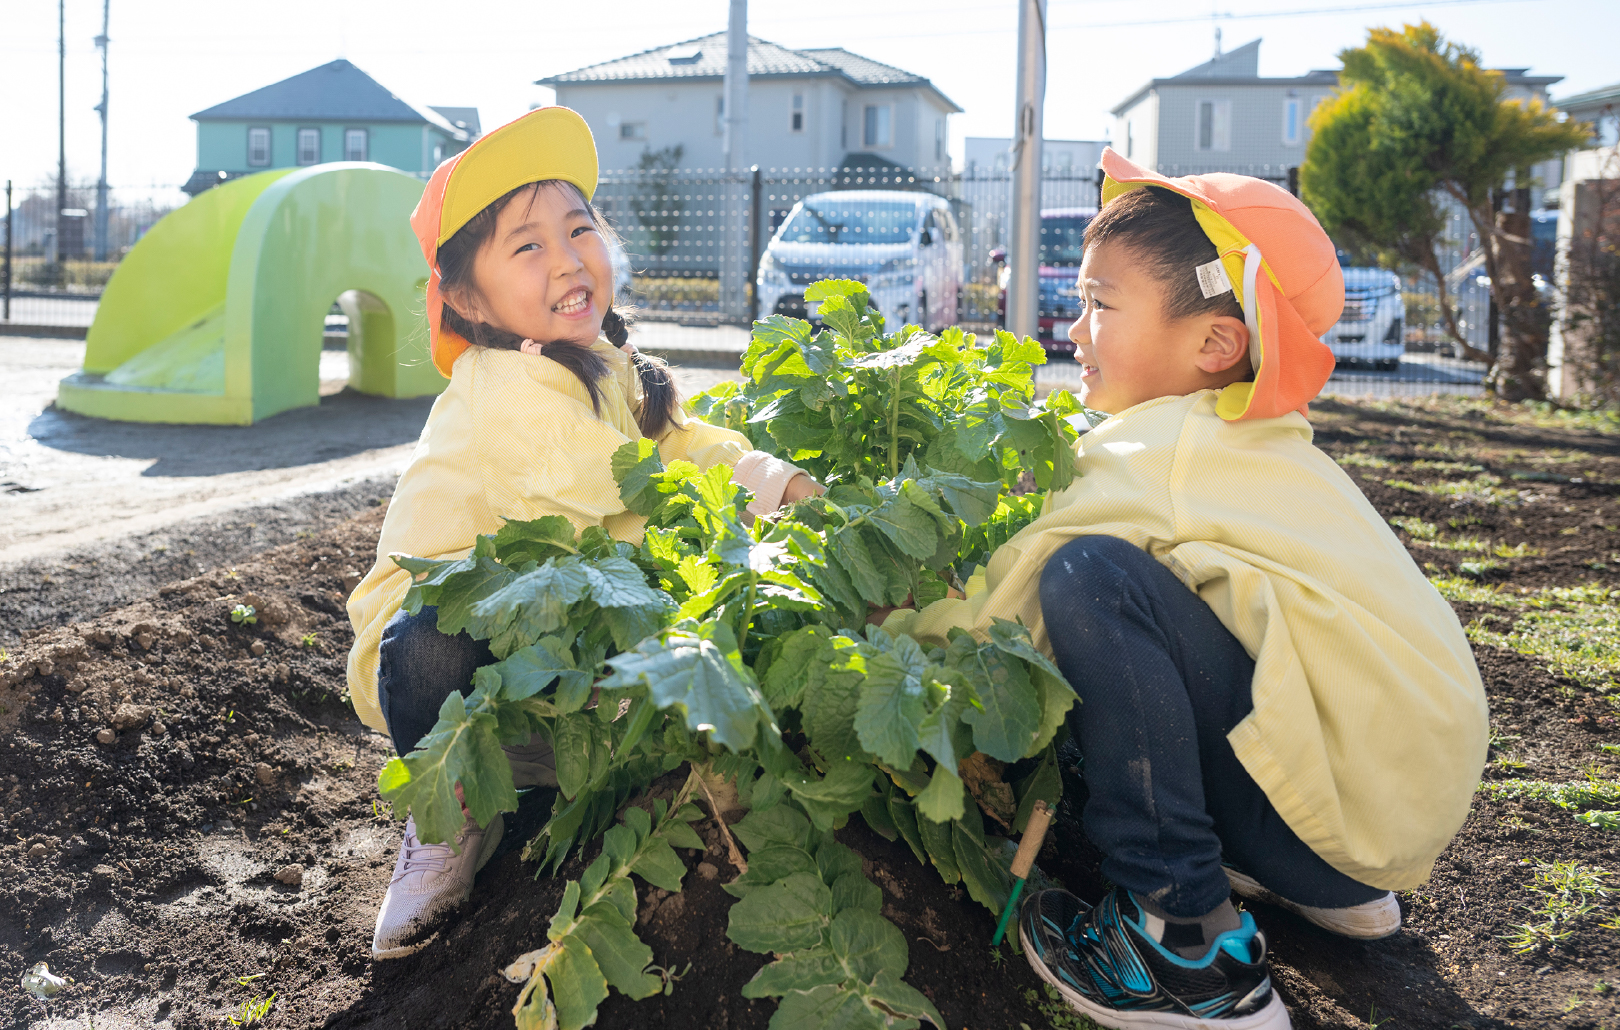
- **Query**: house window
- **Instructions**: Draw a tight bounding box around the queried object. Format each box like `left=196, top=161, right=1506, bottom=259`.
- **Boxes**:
left=1282, top=98, right=1301, bottom=147
left=863, top=104, right=892, bottom=147
left=247, top=127, right=271, bottom=167
left=344, top=128, right=368, bottom=161
left=935, top=118, right=946, bottom=161
left=620, top=122, right=647, bottom=141
left=432, top=143, right=444, bottom=165
left=297, top=128, right=320, bottom=165
left=791, top=94, right=804, bottom=132
left=1195, top=99, right=1231, bottom=152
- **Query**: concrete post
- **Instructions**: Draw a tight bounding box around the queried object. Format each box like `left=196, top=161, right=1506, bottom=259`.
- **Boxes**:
left=1006, top=0, right=1046, bottom=342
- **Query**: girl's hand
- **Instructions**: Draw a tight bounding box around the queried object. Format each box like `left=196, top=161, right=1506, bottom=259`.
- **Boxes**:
left=781, top=473, right=825, bottom=506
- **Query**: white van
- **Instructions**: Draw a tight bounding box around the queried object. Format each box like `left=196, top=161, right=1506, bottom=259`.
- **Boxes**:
left=1326, top=265, right=1405, bottom=371
left=756, top=190, right=963, bottom=332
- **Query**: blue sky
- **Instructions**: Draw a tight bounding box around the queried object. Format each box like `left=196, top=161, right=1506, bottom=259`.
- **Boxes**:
left=1, top=0, right=1615, bottom=190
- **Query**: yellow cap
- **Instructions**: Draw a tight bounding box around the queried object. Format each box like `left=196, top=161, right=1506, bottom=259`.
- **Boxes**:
left=435, top=106, right=598, bottom=246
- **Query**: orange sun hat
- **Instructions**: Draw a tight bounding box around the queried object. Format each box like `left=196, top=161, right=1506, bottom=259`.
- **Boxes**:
left=410, top=106, right=600, bottom=378
left=1097, top=148, right=1344, bottom=421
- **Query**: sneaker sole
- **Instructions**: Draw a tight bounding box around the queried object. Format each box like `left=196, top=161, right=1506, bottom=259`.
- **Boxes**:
left=1019, top=924, right=1293, bottom=1030
left=371, top=815, right=505, bottom=961
left=1224, top=868, right=1401, bottom=941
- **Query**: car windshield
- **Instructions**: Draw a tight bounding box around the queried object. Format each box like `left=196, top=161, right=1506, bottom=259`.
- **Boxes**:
left=778, top=201, right=917, bottom=245
left=1038, top=216, right=1092, bottom=266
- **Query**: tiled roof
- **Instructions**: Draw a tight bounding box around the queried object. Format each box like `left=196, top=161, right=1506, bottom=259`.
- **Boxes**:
left=191, top=60, right=468, bottom=139
left=1557, top=82, right=1620, bottom=110
left=537, top=34, right=960, bottom=111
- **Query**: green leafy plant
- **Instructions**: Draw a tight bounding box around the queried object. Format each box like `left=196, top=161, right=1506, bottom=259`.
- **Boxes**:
left=300, top=632, right=319, bottom=648
left=503, top=793, right=703, bottom=1030
left=379, top=281, right=1079, bottom=1029
left=230, top=604, right=258, bottom=626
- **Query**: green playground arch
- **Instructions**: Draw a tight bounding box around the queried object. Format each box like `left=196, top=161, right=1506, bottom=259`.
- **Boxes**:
left=57, top=163, right=444, bottom=425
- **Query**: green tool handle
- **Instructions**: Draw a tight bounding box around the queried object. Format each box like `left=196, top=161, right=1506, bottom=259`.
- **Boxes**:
left=991, top=877, right=1026, bottom=946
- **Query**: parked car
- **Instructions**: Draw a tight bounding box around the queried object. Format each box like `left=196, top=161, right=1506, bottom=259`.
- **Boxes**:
left=991, top=207, right=1096, bottom=355
left=607, top=234, right=633, bottom=299
left=756, top=190, right=963, bottom=332
left=1326, top=264, right=1405, bottom=371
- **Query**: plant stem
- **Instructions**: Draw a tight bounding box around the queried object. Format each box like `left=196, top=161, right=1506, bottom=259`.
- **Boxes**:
left=889, top=366, right=901, bottom=478
left=736, top=574, right=759, bottom=653
left=690, top=764, right=748, bottom=874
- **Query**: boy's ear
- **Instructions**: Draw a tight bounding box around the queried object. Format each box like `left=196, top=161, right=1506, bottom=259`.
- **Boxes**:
left=1195, top=315, right=1250, bottom=375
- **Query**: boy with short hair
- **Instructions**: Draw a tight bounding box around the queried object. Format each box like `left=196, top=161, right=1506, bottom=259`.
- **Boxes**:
left=888, top=151, right=1486, bottom=1029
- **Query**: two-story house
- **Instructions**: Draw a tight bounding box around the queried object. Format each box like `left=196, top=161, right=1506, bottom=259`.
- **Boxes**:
left=184, top=59, right=477, bottom=195
left=537, top=34, right=961, bottom=172
left=1110, top=40, right=1562, bottom=188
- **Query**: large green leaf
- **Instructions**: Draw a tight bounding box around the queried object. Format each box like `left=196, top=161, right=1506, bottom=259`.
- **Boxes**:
left=829, top=908, right=908, bottom=983
left=762, top=626, right=835, bottom=709
left=853, top=639, right=929, bottom=769
left=959, top=646, right=1044, bottom=762
left=724, top=845, right=821, bottom=899
left=862, top=970, right=945, bottom=1029
left=914, top=806, right=959, bottom=884
left=377, top=689, right=513, bottom=846
left=914, top=764, right=966, bottom=824
left=726, top=871, right=834, bottom=953
left=733, top=803, right=814, bottom=853
left=952, top=822, right=1013, bottom=916
left=599, top=623, right=773, bottom=752
left=612, top=439, right=665, bottom=516
left=494, top=637, right=592, bottom=711
left=770, top=984, right=888, bottom=1030
left=546, top=936, right=610, bottom=1030
left=492, top=514, right=579, bottom=566
left=572, top=903, right=662, bottom=1000
left=465, top=558, right=593, bottom=658
left=741, top=947, right=845, bottom=998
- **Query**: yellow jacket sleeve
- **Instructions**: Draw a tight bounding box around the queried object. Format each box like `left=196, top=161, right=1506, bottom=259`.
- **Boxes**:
left=897, top=390, right=1485, bottom=891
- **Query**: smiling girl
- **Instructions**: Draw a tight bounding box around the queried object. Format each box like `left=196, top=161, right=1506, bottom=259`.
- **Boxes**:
left=346, top=108, right=818, bottom=959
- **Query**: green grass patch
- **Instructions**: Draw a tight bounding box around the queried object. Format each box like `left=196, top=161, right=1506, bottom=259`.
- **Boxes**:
left=1336, top=452, right=1392, bottom=469
left=1466, top=604, right=1620, bottom=691
left=1412, top=459, right=1486, bottom=474
left=1383, top=473, right=1524, bottom=506
left=1478, top=779, right=1620, bottom=812
left=1390, top=515, right=1438, bottom=539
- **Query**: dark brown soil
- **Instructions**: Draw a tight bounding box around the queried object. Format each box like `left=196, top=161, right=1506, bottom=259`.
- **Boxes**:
left=4, top=395, right=1620, bottom=1029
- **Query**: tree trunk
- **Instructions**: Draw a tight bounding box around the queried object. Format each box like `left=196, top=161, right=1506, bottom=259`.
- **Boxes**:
left=1487, top=186, right=1547, bottom=401
left=1407, top=237, right=1491, bottom=364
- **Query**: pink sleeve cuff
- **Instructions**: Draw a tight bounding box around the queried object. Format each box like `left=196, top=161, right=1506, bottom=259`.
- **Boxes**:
left=733, top=450, right=814, bottom=517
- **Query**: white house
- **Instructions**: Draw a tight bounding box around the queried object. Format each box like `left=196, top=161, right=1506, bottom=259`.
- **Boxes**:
left=1110, top=40, right=1562, bottom=186
left=962, top=137, right=1106, bottom=179
left=537, top=33, right=962, bottom=172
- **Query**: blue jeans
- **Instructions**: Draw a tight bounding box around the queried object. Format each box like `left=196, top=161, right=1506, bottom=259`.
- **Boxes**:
left=377, top=605, right=494, bottom=756
left=1038, top=535, right=1386, bottom=918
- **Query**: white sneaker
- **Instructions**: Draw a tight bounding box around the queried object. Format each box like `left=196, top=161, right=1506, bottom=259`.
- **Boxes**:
left=1225, top=867, right=1402, bottom=940
left=503, top=733, right=557, bottom=789
left=371, top=811, right=504, bottom=960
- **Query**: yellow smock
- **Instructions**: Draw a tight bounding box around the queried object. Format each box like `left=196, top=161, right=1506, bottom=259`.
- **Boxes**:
left=346, top=341, right=756, bottom=735
left=888, top=390, right=1487, bottom=891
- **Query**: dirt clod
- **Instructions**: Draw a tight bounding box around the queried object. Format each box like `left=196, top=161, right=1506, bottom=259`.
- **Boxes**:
left=249, top=640, right=266, bottom=657
left=27, top=844, right=46, bottom=861
left=110, top=703, right=150, bottom=731
left=275, top=863, right=306, bottom=886
left=696, top=861, right=719, bottom=880
left=254, top=762, right=276, bottom=785
left=94, top=728, right=115, bottom=745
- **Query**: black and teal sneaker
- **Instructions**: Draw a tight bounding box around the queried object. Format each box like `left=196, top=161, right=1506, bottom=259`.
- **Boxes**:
left=1019, top=888, right=1291, bottom=1030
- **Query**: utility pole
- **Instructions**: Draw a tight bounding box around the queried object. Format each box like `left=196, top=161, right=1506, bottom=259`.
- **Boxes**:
left=94, top=0, right=110, bottom=261
left=722, top=0, right=748, bottom=170
left=1006, top=0, right=1046, bottom=343
left=53, top=0, right=66, bottom=268
left=723, top=0, right=749, bottom=323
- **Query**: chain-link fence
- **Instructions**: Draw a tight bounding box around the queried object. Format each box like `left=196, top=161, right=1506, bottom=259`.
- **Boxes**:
left=1, top=181, right=187, bottom=330
left=1, top=164, right=1518, bottom=400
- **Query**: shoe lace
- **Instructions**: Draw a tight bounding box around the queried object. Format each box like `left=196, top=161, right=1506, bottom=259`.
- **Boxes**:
left=393, top=828, right=455, bottom=883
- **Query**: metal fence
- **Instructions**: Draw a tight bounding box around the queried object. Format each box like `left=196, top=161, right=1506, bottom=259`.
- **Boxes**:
left=1, top=165, right=1503, bottom=398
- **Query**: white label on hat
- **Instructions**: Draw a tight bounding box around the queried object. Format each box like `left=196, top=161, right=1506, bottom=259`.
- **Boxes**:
left=1195, top=258, right=1234, bottom=299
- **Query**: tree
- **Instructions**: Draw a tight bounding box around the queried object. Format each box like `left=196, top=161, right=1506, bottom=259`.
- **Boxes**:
left=630, top=145, right=685, bottom=257
left=1559, top=151, right=1620, bottom=406
left=1301, top=22, right=1589, bottom=400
